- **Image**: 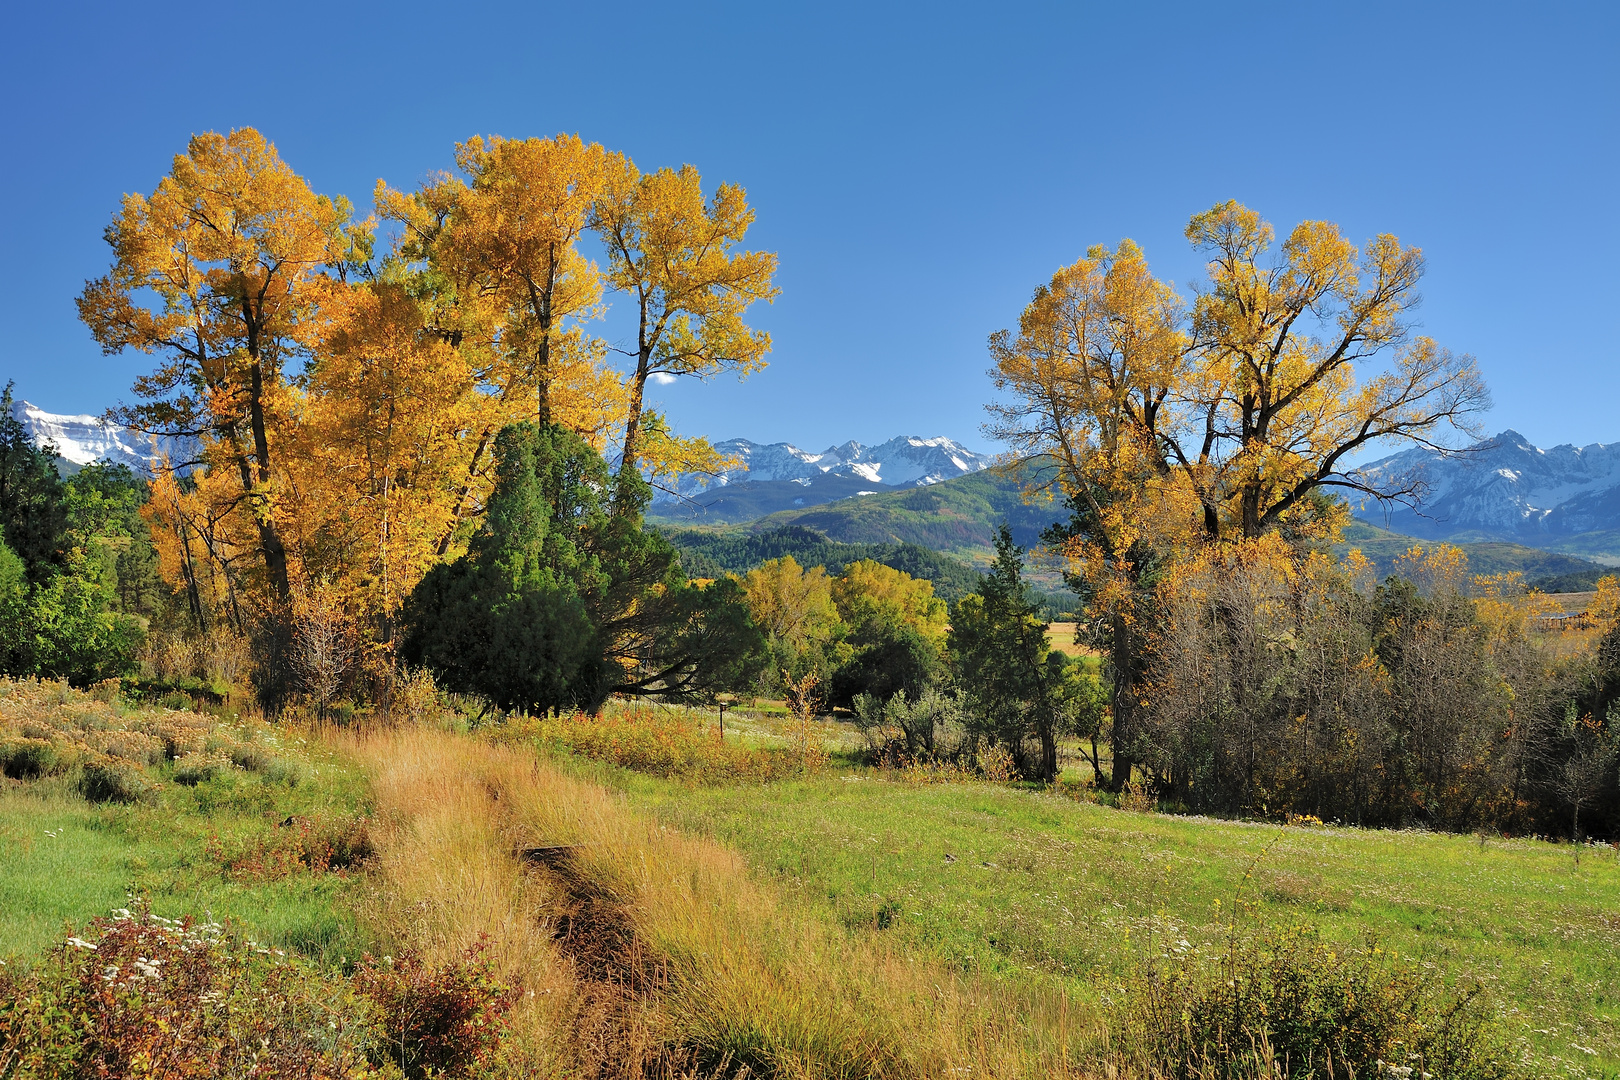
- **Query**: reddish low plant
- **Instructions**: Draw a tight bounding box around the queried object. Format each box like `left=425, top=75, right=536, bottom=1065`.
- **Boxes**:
left=0, top=901, right=367, bottom=1079
left=354, top=936, right=518, bottom=1080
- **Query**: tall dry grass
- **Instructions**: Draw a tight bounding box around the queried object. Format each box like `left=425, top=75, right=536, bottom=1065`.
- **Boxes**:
left=342, top=725, right=1099, bottom=1078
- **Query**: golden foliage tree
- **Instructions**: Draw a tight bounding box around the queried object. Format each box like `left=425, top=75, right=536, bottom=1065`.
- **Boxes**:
left=78, top=128, right=359, bottom=608
left=592, top=159, right=779, bottom=484
left=285, top=280, right=484, bottom=637
left=989, top=203, right=1491, bottom=788
left=832, top=559, right=948, bottom=647
left=987, top=240, right=1190, bottom=787
left=741, top=556, right=843, bottom=655
left=432, top=134, right=610, bottom=427
left=1184, top=201, right=1490, bottom=539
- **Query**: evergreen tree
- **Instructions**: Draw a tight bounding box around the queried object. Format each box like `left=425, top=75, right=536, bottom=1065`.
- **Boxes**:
left=0, top=382, right=67, bottom=581
left=401, top=423, right=763, bottom=715
left=948, top=525, right=1069, bottom=781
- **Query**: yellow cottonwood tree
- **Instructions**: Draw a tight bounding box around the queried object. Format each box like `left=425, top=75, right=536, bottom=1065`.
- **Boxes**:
left=78, top=128, right=358, bottom=608
left=1184, top=201, right=1490, bottom=539
left=987, top=240, right=1189, bottom=787
left=374, top=136, right=634, bottom=552
left=988, top=206, right=1491, bottom=786
left=436, top=134, right=609, bottom=426
left=832, top=560, right=948, bottom=647
left=282, top=280, right=484, bottom=637
left=592, top=158, right=779, bottom=482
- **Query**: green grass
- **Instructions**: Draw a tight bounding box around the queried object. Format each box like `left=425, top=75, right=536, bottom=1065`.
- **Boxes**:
left=0, top=740, right=376, bottom=965
left=552, top=756, right=1620, bottom=1074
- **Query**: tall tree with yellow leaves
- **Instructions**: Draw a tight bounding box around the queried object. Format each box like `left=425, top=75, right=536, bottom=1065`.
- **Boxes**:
left=285, top=280, right=484, bottom=640
left=435, top=134, right=609, bottom=426
left=989, top=205, right=1491, bottom=787
left=592, top=158, right=778, bottom=489
left=374, top=135, right=630, bottom=553
left=988, top=240, right=1189, bottom=788
left=78, top=128, right=360, bottom=607
left=1183, top=201, right=1491, bottom=540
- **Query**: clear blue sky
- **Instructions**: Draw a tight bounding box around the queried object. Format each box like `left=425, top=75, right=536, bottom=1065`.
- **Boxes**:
left=2, top=1, right=1615, bottom=455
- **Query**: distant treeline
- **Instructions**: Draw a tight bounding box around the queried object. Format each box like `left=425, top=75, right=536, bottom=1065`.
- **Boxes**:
left=660, top=524, right=1074, bottom=615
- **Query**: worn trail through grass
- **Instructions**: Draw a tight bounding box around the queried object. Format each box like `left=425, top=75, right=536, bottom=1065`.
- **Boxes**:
left=562, top=760, right=1620, bottom=1074
left=344, top=725, right=1098, bottom=1078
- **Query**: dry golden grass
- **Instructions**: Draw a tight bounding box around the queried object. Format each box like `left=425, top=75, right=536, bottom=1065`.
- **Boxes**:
left=340, top=724, right=1100, bottom=1078
left=1044, top=623, right=1098, bottom=659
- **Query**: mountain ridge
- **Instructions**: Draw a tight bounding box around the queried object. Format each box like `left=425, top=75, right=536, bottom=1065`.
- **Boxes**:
left=1355, top=429, right=1620, bottom=560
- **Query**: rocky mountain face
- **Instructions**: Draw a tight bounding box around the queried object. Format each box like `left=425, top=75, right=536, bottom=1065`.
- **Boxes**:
left=662, top=435, right=992, bottom=501
left=1355, top=430, right=1620, bottom=553
left=9, top=399, right=190, bottom=474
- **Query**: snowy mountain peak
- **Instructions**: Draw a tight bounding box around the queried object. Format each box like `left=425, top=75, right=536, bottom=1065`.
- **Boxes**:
left=1356, top=429, right=1620, bottom=548
left=10, top=399, right=166, bottom=473
left=663, top=434, right=993, bottom=501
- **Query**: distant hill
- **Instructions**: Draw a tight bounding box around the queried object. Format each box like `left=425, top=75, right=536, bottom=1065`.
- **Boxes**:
left=1336, top=521, right=1611, bottom=592
left=648, top=474, right=906, bottom=525
left=661, top=525, right=983, bottom=603
left=736, top=466, right=1063, bottom=566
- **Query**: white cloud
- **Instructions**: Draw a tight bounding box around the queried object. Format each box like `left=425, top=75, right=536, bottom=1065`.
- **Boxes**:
left=649, top=372, right=678, bottom=385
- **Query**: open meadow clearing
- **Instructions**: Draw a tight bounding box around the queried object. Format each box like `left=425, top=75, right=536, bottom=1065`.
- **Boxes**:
left=8, top=681, right=1615, bottom=1076
left=559, top=750, right=1620, bottom=1074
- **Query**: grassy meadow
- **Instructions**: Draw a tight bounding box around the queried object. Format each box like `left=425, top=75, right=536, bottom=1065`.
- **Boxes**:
left=571, top=760, right=1620, bottom=1070
left=5, top=681, right=1617, bottom=1077
left=0, top=680, right=376, bottom=963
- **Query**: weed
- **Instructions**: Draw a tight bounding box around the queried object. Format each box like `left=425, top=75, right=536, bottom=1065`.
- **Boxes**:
left=1115, top=923, right=1517, bottom=1079
left=0, top=900, right=371, bottom=1079
left=354, top=937, right=518, bottom=1079
left=491, top=706, right=809, bottom=784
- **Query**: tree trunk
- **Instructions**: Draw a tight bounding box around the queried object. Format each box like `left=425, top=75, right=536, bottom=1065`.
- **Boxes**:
left=243, top=330, right=291, bottom=603
left=616, top=357, right=650, bottom=511
left=1107, top=613, right=1137, bottom=792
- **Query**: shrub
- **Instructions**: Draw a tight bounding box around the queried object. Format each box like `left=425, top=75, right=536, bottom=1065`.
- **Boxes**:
left=172, top=752, right=229, bottom=786
left=1115, top=923, right=1519, bottom=1080
left=353, top=938, right=517, bottom=1080
left=79, top=758, right=152, bottom=803
left=212, top=812, right=376, bottom=880
left=228, top=741, right=273, bottom=772
left=0, top=735, right=61, bottom=778
left=262, top=755, right=306, bottom=787
left=0, top=902, right=370, bottom=1079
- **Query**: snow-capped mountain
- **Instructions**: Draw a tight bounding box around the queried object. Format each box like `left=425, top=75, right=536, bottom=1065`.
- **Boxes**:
left=1355, top=430, right=1620, bottom=547
left=9, top=399, right=186, bottom=475
left=663, top=435, right=992, bottom=500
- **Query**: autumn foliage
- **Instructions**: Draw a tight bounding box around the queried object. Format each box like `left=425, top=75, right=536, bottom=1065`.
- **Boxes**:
left=75, top=128, right=777, bottom=708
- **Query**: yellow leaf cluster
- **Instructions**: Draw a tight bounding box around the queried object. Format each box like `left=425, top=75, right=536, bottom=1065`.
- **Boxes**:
left=82, top=128, right=777, bottom=657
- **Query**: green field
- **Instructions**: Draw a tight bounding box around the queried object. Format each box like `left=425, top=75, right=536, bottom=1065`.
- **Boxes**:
left=557, top=752, right=1620, bottom=1074
left=0, top=741, right=375, bottom=964
left=7, top=688, right=1618, bottom=1076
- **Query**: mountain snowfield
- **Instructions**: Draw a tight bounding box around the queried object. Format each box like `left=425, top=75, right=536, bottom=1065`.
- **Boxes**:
left=7, top=399, right=185, bottom=473
left=9, top=399, right=990, bottom=496
left=1356, top=429, right=1620, bottom=555
left=660, top=435, right=994, bottom=500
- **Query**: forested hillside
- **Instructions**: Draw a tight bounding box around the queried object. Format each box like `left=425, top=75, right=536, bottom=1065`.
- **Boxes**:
left=738, top=467, right=1062, bottom=564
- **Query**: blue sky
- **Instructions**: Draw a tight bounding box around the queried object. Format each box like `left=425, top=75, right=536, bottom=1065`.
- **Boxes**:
left=2, top=1, right=1615, bottom=456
